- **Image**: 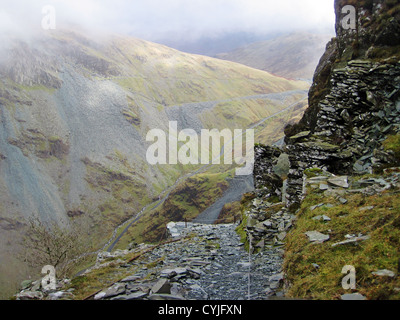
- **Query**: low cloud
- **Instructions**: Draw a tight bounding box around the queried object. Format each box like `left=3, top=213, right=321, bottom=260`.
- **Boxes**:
left=0, top=0, right=335, bottom=42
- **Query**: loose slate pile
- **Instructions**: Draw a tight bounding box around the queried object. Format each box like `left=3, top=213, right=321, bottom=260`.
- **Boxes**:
left=90, top=224, right=286, bottom=301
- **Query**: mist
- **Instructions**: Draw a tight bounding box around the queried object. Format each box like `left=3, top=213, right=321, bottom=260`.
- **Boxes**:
left=0, top=0, right=335, bottom=50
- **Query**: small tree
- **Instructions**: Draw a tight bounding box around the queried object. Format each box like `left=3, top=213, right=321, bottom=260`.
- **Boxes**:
left=20, top=216, right=89, bottom=279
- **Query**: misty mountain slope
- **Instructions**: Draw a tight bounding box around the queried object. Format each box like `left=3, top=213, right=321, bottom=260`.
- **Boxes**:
left=216, top=32, right=333, bottom=79
left=0, top=29, right=309, bottom=297
left=0, top=30, right=309, bottom=223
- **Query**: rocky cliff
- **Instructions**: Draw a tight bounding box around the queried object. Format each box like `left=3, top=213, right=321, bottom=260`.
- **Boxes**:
left=283, top=0, right=400, bottom=209
left=245, top=0, right=400, bottom=300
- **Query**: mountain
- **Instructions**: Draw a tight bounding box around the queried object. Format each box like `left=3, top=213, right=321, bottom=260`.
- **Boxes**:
left=153, top=31, right=284, bottom=57
left=216, top=32, right=334, bottom=80
left=0, top=29, right=309, bottom=297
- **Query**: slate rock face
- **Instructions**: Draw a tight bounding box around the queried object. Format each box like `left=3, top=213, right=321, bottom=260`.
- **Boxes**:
left=253, top=145, right=284, bottom=200
left=283, top=0, right=400, bottom=209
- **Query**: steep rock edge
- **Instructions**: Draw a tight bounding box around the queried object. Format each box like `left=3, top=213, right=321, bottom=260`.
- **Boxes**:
left=284, top=0, right=400, bottom=209
left=247, top=0, right=400, bottom=300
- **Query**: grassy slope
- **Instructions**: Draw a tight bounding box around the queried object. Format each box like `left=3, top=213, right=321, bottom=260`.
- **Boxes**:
left=216, top=32, right=333, bottom=79
left=284, top=136, right=400, bottom=300
left=104, top=34, right=309, bottom=104
left=284, top=174, right=400, bottom=300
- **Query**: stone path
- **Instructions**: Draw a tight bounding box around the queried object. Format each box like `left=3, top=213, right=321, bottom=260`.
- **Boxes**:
left=128, top=223, right=286, bottom=301
left=181, top=224, right=285, bottom=300
left=15, top=222, right=286, bottom=300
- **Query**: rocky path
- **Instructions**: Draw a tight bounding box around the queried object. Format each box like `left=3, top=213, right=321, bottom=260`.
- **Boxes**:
left=62, top=223, right=285, bottom=301
left=16, top=189, right=294, bottom=301
left=13, top=222, right=284, bottom=300
left=179, top=224, right=285, bottom=300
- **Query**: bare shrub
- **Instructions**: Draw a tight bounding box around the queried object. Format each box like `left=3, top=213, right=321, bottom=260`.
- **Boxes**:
left=20, top=217, right=90, bottom=278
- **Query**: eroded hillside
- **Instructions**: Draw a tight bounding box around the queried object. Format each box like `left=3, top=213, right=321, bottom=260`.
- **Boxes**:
left=0, top=29, right=310, bottom=297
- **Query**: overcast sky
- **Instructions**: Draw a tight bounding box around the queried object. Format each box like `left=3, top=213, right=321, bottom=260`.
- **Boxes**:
left=1, top=0, right=335, bottom=49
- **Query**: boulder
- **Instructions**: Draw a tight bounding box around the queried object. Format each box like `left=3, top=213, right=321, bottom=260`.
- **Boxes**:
left=332, top=235, right=370, bottom=247
left=255, top=239, right=265, bottom=249
left=305, top=231, right=330, bottom=243
left=47, top=291, right=74, bottom=300
left=246, top=216, right=258, bottom=228
left=277, top=232, right=287, bottom=241
left=341, top=293, right=367, bottom=301
left=121, top=275, right=142, bottom=282
left=319, top=183, right=329, bottom=191
left=111, top=291, right=148, bottom=300
left=328, top=176, right=349, bottom=189
left=96, top=283, right=126, bottom=300
left=20, top=280, right=33, bottom=290
left=161, top=268, right=187, bottom=279
left=371, top=269, right=396, bottom=278
left=312, top=215, right=331, bottom=222
left=148, top=294, right=186, bottom=300
left=310, top=203, right=325, bottom=211
left=151, top=279, right=172, bottom=294
left=289, top=131, right=311, bottom=141
left=359, top=206, right=374, bottom=212
left=15, top=291, right=44, bottom=300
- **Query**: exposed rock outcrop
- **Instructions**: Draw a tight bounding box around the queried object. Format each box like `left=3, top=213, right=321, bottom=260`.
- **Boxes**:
left=253, top=145, right=284, bottom=199
left=284, top=0, right=400, bottom=209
